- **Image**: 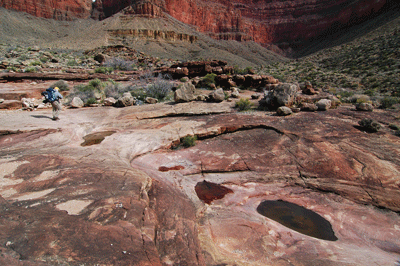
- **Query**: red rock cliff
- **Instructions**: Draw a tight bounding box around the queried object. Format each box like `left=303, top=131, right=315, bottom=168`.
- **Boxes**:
left=100, top=0, right=394, bottom=52
left=0, top=0, right=92, bottom=20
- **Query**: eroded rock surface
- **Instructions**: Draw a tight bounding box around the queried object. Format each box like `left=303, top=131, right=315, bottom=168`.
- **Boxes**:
left=1, top=97, right=400, bottom=265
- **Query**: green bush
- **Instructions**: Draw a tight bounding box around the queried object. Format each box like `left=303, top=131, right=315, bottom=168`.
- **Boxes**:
left=235, top=98, right=253, bottom=111
left=358, top=118, right=381, bottom=133
left=380, top=97, right=399, bottom=109
left=95, top=67, right=113, bottom=74
left=202, top=73, right=217, bottom=88
left=85, top=98, right=97, bottom=105
left=181, top=135, right=197, bottom=147
left=30, top=61, right=41, bottom=66
left=24, top=67, right=37, bottom=73
left=389, top=124, right=400, bottom=131
left=51, top=80, right=69, bottom=92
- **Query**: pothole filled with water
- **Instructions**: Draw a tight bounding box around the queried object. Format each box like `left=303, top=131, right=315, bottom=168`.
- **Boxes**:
left=81, top=131, right=116, bottom=146
left=257, top=200, right=338, bottom=241
left=195, top=180, right=233, bottom=204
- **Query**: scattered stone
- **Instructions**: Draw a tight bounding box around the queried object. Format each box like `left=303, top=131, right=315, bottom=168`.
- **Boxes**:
left=300, top=81, right=318, bottom=95
left=103, top=97, right=117, bottom=106
left=0, top=98, right=4, bottom=104
left=356, top=102, right=374, bottom=111
left=277, top=106, right=293, bottom=116
left=316, top=99, right=331, bottom=111
left=114, top=92, right=135, bottom=107
left=209, top=88, right=225, bottom=102
left=299, top=102, right=318, bottom=112
left=174, top=82, right=197, bottom=103
left=70, top=97, right=84, bottom=108
left=145, top=97, right=158, bottom=104
left=231, top=87, right=240, bottom=98
left=196, top=95, right=207, bottom=101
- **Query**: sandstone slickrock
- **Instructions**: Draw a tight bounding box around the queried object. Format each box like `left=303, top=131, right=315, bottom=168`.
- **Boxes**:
left=1, top=94, right=400, bottom=265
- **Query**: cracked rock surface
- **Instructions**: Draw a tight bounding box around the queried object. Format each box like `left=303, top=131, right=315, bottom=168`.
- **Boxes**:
left=1, top=100, right=400, bottom=265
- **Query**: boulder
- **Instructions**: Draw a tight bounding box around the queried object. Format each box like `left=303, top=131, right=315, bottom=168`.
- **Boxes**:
left=174, top=82, right=197, bottom=103
left=316, top=99, right=332, bottom=111
left=260, top=83, right=299, bottom=110
left=356, top=102, right=374, bottom=111
left=114, top=93, right=135, bottom=107
left=145, top=97, right=158, bottom=104
left=277, top=106, right=293, bottom=116
left=231, top=87, right=240, bottom=98
left=300, top=81, right=318, bottom=95
left=299, top=102, right=318, bottom=112
left=209, top=88, right=225, bottom=102
left=21, top=98, right=35, bottom=109
left=70, top=97, right=84, bottom=108
left=103, top=97, right=117, bottom=106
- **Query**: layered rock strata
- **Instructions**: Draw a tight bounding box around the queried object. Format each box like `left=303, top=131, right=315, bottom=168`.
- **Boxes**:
left=0, top=0, right=92, bottom=20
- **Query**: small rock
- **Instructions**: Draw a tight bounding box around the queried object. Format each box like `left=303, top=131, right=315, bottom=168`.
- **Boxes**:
left=209, top=88, right=225, bottom=102
left=70, top=97, right=84, bottom=108
left=356, top=102, right=374, bottom=112
left=174, top=82, right=197, bottom=103
left=0, top=98, right=4, bottom=104
left=277, top=106, right=293, bottom=116
left=316, top=99, right=331, bottom=111
left=103, top=97, right=117, bottom=106
left=145, top=97, right=158, bottom=104
left=299, top=102, right=318, bottom=112
left=115, top=93, right=135, bottom=107
left=231, top=87, right=240, bottom=98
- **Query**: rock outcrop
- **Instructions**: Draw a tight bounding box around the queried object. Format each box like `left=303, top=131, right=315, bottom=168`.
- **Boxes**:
left=0, top=0, right=92, bottom=20
left=1, top=95, right=400, bottom=265
left=2, top=0, right=396, bottom=52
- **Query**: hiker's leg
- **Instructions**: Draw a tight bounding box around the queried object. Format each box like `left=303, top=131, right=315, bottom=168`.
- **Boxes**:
left=52, top=101, right=61, bottom=119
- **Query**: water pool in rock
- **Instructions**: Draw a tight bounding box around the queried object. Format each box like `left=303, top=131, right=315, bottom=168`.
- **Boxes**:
left=81, top=131, right=116, bottom=146
left=257, top=200, right=338, bottom=241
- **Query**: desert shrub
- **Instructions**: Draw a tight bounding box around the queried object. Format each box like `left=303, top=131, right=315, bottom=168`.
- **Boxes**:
left=235, top=98, right=253, bottom=111
left=145, top=74, right=173, bottom=101
left=67, top=60, right=78, bottom=66
left=85, top=98, right=97, bottom=105
left=95, top=66, right=113, bottom=74
left=30, top=61, right=41, bottom=66
left=380, top=97, right=399, bottom=109
left=181, top=135, right=197, bottom=147
left=104, top=57, right=135, bottom=71
left=24, top=67, right=37, bottom=73
left=67, top=79, right=105, bottom=104
left=137, top=72, right=173, bottom=101
left=51, top=80, right=69, bottom=92
left=202, top=73, right=217, bottom=88
left=358, top=118, right=381, bottom=132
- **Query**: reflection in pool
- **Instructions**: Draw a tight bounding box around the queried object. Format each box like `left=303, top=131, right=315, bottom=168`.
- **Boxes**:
left=257, top=200, right=338, bottom=241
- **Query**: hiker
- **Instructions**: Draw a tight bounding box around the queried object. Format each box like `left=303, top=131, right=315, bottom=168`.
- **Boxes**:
left=42, top=87, right=63, bottom=120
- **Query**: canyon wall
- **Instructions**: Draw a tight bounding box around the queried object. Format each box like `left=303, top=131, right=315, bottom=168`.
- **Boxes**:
left=1, top=0, right=397, bottom=52
left=0, top=0, right=92, bottom=20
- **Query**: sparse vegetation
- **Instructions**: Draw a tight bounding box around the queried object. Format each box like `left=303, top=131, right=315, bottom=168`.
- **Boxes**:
left=181, top=135, right=197, bottom=147
left=235, top=98, right=253, bottom=111
left=51, top=80, right=70, bottom=92
left=358, top=118, right=381, bottom=133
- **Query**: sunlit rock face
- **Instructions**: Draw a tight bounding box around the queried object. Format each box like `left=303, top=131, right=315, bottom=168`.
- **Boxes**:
left=0, top=0, right=92, bottom=20
left=99, top=0, right=392, bottom=52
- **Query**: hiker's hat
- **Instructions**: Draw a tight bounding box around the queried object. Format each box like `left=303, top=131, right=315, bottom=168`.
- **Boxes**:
left=54, top=87, right=59, bottom=91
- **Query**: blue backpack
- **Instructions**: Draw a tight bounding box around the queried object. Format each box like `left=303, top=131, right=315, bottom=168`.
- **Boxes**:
left=44, top=88, right=57, bottom=102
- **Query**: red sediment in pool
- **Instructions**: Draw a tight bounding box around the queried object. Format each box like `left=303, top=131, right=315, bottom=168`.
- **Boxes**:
left=195, top=180, right=233, bottom=204
left=158, top=165, right=185, bottom=172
